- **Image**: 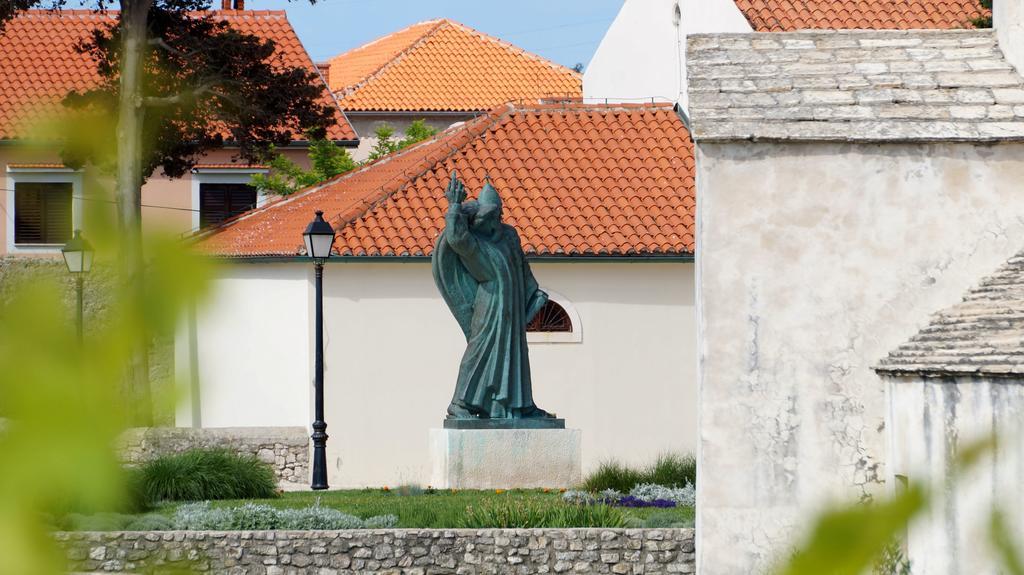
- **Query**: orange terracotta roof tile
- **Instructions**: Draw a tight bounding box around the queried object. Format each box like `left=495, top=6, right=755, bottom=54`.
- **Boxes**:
left=0, top=9, right=356, bottom=141
left=199, top=102, right=694, bottom=258
left=7, top=163, right=70, bottom=169
left=734, top=0, right=989, bottom=31
left=192, top=163, right=269, bottom=170
left=327, top=19, right=582, bottom=112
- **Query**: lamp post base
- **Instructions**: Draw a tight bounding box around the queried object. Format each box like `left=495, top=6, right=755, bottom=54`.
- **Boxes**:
left=310, top=421, right=328, bottom=490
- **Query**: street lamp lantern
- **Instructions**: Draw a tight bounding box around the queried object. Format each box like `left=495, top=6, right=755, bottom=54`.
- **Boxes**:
left=304, top=210, right=335, bottom=490
left=62, top=229, right=94, bottom=274
left=62, top=229, right=93, bottom=342
left=303, top=210, right=336, bottom=261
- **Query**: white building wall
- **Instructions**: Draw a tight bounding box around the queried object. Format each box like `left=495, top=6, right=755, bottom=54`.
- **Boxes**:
left=996, top=0, right=1024, bottom=75
left=583, top=0, right=751, bottom=108
left=176, top=263, right=312, bottom=429
left=181, top=260, right=697, bottom=488
left=695, top=141, right=1024, bottom=574
left=888, top=375, right=1024, bottom=575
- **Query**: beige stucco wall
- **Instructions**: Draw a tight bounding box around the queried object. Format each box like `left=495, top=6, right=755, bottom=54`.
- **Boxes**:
left=888, top=375, right=1024, bottom=575
left=345, top=114, right=477, bottom=163
left=180, top=260, right=697, bottom=488
left=175, top=262, right=313, bottom=430
left=695, top=141, right=1024, bottom=574
left=0, top=146, right=316, bottom=255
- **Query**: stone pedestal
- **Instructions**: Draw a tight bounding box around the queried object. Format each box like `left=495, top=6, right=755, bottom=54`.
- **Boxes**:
left=429, top=428, right=581, bottom=489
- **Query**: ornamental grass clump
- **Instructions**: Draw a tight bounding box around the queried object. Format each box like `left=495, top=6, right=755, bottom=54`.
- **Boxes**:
left=646, top=453, right=696, bottom=488
left=581, top=461, right=645, bottom=493
left=136, top=448, right=277, bottom=504
left=460, top=499, right=625, bottom=528
left=581, top=453, right=696, bottom=493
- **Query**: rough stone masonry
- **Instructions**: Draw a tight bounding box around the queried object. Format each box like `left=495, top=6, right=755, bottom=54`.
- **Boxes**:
left=57, top=528, right=695, bottom=574
left=119, top=427, right=309, bottom=486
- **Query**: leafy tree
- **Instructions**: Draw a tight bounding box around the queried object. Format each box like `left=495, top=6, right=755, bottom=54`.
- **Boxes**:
left=251, top=138, right=357, bottom=196
left=1, top=0, right=336, bottom=423
left=366, top=119, right=438, bottom=162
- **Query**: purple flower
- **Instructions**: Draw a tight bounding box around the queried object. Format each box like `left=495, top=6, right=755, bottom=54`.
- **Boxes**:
left=612, top=496, right=677, bottom=508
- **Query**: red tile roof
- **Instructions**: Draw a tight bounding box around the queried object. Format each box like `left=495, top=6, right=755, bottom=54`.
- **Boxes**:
left=734, top=0, right=989, bottom=31
left=0, top=9, right=356, bottom=141
left=326, top=19, right=583, bottom=112
left=199, top=103, right=695, bottom=258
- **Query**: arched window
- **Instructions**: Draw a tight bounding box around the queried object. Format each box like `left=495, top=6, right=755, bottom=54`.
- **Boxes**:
left=527, top=300, right=573, bottom=333
left=526, top=290, right=582, bottom=343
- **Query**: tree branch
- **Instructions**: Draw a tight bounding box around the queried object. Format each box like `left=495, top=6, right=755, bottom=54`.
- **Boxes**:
left=143, top=83, right=215, bottom=107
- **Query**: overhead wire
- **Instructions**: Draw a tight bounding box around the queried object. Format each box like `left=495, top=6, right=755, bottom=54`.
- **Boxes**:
left=0, top=187, right=206, bottom=213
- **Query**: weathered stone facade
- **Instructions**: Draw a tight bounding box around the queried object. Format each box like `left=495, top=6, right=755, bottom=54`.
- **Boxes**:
left=687, top=30, right=1024, bottom=142
left=119, top=427, right=309, bottom=486
left=56, top=528, right=695, bottom=574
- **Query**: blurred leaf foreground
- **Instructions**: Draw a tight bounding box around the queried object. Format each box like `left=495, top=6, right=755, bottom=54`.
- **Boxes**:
left=0, top=170, right=210, bottom=574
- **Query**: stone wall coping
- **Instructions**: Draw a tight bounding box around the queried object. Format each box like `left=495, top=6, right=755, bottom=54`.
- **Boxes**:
left=56, top=527, right=695, bottom=539
left=121, top=426, right=308, bottom=442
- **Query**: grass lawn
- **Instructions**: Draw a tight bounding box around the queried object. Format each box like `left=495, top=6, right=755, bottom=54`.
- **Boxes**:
left=154, top=489, right=694, bottom=529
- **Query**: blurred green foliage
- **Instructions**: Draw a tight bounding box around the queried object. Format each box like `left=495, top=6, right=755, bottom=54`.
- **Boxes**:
left=774, top=435, right=1007, bottom=575
left=0, top=221, right=209, bottom=574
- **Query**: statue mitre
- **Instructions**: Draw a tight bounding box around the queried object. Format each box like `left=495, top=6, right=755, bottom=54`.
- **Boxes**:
left=476, top=178, right=502, bottom=214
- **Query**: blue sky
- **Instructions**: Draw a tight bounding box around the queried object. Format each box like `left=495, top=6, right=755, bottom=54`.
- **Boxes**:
left=241, top=0, right=624, bottom=69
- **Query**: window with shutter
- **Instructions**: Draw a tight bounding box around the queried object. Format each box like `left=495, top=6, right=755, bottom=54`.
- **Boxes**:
left=199, top=183, right=257, bottom=228
left=14, top=182, right=72, bottom=245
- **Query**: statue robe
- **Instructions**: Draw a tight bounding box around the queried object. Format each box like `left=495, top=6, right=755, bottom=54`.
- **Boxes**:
left=433, top=208, right=548, bottom=418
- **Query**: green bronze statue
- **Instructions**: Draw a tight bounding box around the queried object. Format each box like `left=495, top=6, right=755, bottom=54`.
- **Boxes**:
left=432, top=171, right=559, bottom=425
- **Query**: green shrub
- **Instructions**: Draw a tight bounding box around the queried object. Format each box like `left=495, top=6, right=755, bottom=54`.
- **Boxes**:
left=135, top=449, right=277, bottom=504
left=460, top=499, right=625, bottom=528
left=172, top=502, right=232, bottom=530
left=278, top=504, right=364, bottom=530
left=168, top=501, right=396, bottom=531
left=227, top=503, right=279, bottom=530
left=581, top=453, right=696, bottom=493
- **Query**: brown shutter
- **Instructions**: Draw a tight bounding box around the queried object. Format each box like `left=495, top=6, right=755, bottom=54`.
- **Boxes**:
left=199, top=183, right=257, bottom=228
left=14, top=182, right=72, bottom=245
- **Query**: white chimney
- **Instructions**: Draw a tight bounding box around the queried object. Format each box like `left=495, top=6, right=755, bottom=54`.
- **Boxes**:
left=996, top=0, right=1024, bottom=73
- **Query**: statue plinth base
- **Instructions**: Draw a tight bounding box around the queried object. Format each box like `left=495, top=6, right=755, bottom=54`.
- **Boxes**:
left=429, top=427, right=581, bottom=489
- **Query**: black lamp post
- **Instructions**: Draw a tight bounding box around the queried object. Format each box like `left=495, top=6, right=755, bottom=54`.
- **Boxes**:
left=303, top=210, right=335, bottom=490
left=62, top=229, right=94, bottom=342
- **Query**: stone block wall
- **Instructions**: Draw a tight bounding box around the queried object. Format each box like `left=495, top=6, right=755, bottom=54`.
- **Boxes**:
left=56, top=528, right=695, bottom=574
left=119, top=427, right=309, bottom=485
